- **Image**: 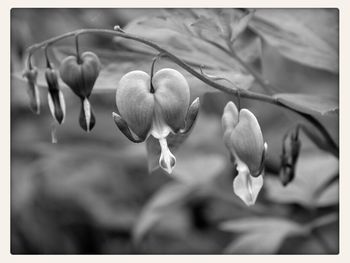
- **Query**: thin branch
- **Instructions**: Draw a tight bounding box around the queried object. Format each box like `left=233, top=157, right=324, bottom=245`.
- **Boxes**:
left=25, top=28, right=339, bottom=157
left=203, top=37, right=274, bottom=94
left=75, top=34, right=82, bottom=64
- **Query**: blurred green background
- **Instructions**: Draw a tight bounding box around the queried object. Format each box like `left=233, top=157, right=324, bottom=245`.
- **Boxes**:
left=11, top=9, right=339, bottom=254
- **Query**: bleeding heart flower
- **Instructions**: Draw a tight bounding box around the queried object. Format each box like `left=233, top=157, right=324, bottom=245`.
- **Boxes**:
left=59, top=51, right=101, bottom=132
left=222, top=101, right=267, bottom=206
left=45, top=67, right=66, bottom=125
left=23, top=67, right=40, bottom=114
left=113, top=68, right=200, bottom=174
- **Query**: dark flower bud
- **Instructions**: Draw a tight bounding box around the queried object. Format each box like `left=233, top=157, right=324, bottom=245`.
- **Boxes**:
left=279, top=127, right=301, bottom=186
left=45, top=67, right=66, bottom=124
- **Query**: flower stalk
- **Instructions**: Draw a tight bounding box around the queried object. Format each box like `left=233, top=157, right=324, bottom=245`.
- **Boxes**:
left=24, top=28, right=338, bottom=158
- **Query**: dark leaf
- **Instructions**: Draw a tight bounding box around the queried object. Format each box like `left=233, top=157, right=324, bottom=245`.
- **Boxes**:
left=275, top=93, right=338, bottom=116
left=250, top=9, right=338, bottom=73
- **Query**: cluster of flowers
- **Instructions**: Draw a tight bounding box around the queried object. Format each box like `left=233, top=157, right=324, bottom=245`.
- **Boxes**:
left=23, top=51, right=101, bottom=132
left=23, top=50, right=300, bottom=206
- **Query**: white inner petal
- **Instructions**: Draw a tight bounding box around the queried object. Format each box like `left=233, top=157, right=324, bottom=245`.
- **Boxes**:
left=233, top=154, right=264, bottom=206
left=149, top=107, right=172, bottom=139
left=59, top=90, right=66, bottom=124
left=47, top=93, right=55, bottom=121
left=83, top=98, right=91, bottom=132
left=158, top=137, right=176, bottom=174
left=149, top=109, right=177, bottom=174
left=34, top=85, right=40, bottom=114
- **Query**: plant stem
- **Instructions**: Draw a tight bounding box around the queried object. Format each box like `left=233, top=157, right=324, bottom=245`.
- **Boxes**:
left=44, top=45, right=51, bottom=68
left=203, top=37, right=274, bottom=94
left=25, top=28, right=339, bottom=157
left=75, top=34, right=82, bottom=64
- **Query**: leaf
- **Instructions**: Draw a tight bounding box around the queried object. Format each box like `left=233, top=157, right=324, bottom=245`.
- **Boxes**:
left=298, top=123, right=338, bottom=158
left=15, top=9, right=257, bottom=107
left=173, top=152, right=226, bottom=186
left=265, top=150, right=339, bottom=207
left=314, top=177, right=339, bottom=207
left=114, top=11, right=255, bottom=88
left=132, top=182, right=193, bottom=243
left=250, top=9, right=338, bottom=73
left=220, top=217, right=306, bottom=254
left=145, top=9, right=253, bottom=47
left=275, top=93, right=338, bottom=116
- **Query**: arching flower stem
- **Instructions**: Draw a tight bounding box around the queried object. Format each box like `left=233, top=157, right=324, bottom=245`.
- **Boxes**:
left=25, top=28, right=338, bottom=158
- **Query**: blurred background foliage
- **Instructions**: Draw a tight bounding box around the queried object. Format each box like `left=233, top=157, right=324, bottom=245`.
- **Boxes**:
left=11, top=8, right=339, bottom=254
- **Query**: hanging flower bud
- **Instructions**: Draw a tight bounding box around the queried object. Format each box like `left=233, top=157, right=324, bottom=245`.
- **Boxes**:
left=279, top=126, right=301, bottom=186
left=45, top=67, right=66, bottom=125
left=222, top=101, right=267, bottom=206
left=23, top=67, right=40, bottom=114
left=59, top=51, right=101, bottom=132
left=113, top=68, right=200, bottom=174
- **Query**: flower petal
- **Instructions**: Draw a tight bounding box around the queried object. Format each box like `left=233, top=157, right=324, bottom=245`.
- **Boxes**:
left=116, top=71, right=154, bottom=139
left=179, top=97, right=200, bottom=134
left=153, top=68, right=190, bottom=132
left=231, top=108, right=264, bottom=176
left=79, top=97, right=95, bottom=132
left=150, top=102, right=173, bottom=139
left=233, top=161, right=263, bottom=206
left=47, top=90, right=65, bottom=125
left=23, top=68, right=40, bottom=114
left=222, top=101, right=239, bottom=145
left=112, top=112, right=145, bottom=143
left=158, top=138, right=176, bottom=174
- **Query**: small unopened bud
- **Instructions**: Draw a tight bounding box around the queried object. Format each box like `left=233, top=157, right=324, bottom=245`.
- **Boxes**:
left=23, top=67, right=40, bottom=114
left=45, top=67, right=66, bottom=124
left=279, top=127, right=301, bottom=186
